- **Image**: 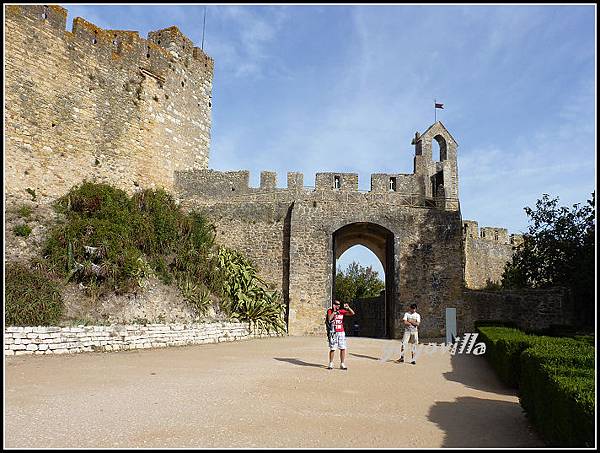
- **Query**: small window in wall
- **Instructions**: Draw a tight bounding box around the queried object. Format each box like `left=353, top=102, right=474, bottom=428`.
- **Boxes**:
left=389, top=177, right=397, bottom=192
left=333, top=175, right=341, bottom=189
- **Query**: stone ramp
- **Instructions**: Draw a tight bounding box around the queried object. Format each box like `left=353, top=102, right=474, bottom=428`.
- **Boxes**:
left=5, top=336, right=543, bottom=448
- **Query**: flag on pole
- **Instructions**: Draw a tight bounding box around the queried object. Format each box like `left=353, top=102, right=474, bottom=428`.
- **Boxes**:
left=435, top=102, right=444, bottom=109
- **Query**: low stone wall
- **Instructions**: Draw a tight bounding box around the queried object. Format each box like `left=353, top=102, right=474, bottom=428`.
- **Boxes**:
left=459, top=287, right=574, bottom=333
left=4, top=322, right=282, bottom=356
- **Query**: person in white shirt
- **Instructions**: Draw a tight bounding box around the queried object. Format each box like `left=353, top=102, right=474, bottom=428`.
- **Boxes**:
left=397, top=303, right=420, bottom=364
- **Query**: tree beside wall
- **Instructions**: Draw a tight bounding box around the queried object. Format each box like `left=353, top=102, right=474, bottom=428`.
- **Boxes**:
left=501, top=192, right=595, bottom=329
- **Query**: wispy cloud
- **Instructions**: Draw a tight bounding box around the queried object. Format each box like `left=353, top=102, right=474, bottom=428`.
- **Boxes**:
left=207, top=6, right=290, bottom=79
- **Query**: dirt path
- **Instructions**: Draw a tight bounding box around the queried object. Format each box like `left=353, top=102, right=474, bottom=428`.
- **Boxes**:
left=5, top=336, right=543, bottom=448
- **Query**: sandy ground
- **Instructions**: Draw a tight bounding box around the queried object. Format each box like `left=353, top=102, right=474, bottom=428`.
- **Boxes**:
left=4, top=336, right=544, bottom=448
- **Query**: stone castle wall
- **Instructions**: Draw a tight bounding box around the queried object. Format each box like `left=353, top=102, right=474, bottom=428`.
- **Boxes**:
left=177, top=167, right=465, bottom=338
left=463, top=220, right=524, bottom=289
left=460, top=287, right=573, bottom=332
left=5, top=4, right=213, bottom=207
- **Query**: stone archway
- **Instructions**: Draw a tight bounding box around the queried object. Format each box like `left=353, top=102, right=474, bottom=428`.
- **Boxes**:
left=332, top=222, right=395, bottom=338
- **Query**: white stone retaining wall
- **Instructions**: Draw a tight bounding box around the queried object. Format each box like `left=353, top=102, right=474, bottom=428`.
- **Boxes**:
left=4, top=322, right=281, bottom=356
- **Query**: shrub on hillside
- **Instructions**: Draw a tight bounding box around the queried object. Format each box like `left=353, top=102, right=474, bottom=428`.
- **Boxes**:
left=5, top=262, right=64, bottom=326
left=13, top=223, right=32, bottom=237
left=37, top=181, right=284, bottom=331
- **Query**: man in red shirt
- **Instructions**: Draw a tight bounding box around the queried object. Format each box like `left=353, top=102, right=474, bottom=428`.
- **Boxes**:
left=326, top=299, right=355, bottom=370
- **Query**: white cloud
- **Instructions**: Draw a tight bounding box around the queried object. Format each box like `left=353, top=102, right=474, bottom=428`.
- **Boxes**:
left=208, top=6, right=290, bottom=79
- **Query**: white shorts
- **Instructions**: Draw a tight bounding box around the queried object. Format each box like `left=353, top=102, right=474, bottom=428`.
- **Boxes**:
left=402, top=330, right=419, bottom=345
left=328, top=331, right=347, bottom=350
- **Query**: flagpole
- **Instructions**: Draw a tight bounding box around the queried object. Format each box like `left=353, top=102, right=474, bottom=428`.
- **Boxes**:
left=434, top=99, right=436, bottom=123
left=201, top=6, right=207, bottom=50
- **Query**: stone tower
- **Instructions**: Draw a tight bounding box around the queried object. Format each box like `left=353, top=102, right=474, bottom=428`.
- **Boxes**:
left=4, top=4, right=213, bottom=205
left=413, top=121, right=459, bottom=210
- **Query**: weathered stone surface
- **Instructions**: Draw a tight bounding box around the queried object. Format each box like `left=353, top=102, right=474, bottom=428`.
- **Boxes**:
left=5, top=5, right=212, bottom=209
left=3, top=321, right=280, bottom=357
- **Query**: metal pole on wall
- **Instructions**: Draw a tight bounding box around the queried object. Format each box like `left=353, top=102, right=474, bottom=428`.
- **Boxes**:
left=201, top=6, right=207, bottom=50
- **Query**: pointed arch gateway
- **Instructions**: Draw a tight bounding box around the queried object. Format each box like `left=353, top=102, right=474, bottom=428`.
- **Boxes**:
left=332, top=222, right=395, bottom=338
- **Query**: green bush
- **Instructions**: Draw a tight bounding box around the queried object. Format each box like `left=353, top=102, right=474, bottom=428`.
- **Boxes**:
left=477, top=325, right=594, bottom=446
left=520, top=341, right=594, bottom=446
left=13, top=223, right=32, bottom=237
left=5, top=263, right=64, bottom=326
left=38, top=182, right=283, bottom=329
left=477, top=327, right=592, bottom=388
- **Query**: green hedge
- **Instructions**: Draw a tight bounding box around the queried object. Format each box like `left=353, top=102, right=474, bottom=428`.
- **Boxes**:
left=477, top=326, right=595, bottom=447
left=477, top=327, right=532, bottom=387
left=520, top=342, right=594, bottom=446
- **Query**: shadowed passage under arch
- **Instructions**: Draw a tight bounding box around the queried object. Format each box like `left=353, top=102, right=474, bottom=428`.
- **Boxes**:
left=332, top=222, right=395, bottom=338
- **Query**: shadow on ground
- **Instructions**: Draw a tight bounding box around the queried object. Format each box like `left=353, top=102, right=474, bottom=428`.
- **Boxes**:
left=443, top=353, right=515, bottom=396
left=349, top=353, right=381, bottom=361
left=274, top=358, right=326, bottom=368
left=427, top=396, right=543, bottom=447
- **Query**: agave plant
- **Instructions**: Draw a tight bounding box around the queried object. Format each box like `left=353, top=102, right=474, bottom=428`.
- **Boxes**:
left=216, top=246, right=286, bottom=334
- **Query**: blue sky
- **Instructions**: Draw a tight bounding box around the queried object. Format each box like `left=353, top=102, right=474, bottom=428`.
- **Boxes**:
left=61, top=4, right=596, bottom=279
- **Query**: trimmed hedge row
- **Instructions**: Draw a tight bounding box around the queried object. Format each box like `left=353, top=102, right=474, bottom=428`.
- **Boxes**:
left=476, top=327, right=531, bottom=387
left=520, top=342, right=595, bottom=447
left=477, top=326, right=595, bottom=447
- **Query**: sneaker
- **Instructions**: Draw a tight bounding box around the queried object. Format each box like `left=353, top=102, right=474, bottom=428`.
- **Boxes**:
left=327, top=363, right=334, bottom=370
left=340, top=364, right=348, bottom=370
left=396, top=357, right=404, bottom=363
left=411, top=360, right=416, bottom=365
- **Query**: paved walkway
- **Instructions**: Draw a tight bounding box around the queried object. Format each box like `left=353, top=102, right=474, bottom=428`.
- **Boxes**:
left=5, top=336, right=543, bottom=448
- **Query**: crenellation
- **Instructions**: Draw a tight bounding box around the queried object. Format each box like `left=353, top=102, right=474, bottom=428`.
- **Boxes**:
left=11, top=4, right=68, bottom=31
left=480, top=227, right=509, bottom=243
left=178, top=169, right=461, bottom=206
left=315, top=172, right=358, bottom=191
left=463, top=220, right=479, bottom=239
left=287, top=172, right=304, bottom=191
left=148, top=26, right=194, bottom=60
left=260, top=171, right=277, bottom=189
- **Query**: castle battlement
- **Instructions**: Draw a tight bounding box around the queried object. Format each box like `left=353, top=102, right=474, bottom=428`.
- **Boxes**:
left=7, top=5, right=213, bottom=77
left=175, top=169, right=459, bottom=210
left=177, top=169, right=424, bottom=194
left=463, top=220, right=524, bottom=245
